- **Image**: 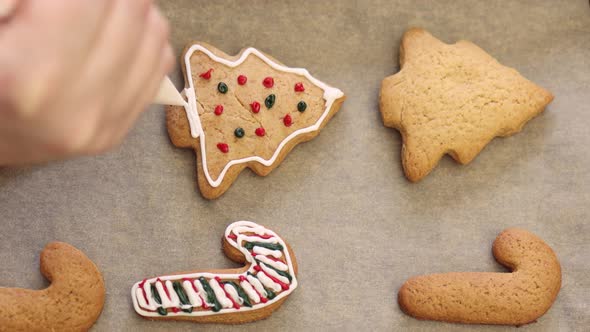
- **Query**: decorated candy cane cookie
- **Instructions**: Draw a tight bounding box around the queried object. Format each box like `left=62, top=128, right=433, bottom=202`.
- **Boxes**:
left=131, top=221, right=298, bottom=324
left=0, top=242, right=105, bottom=331
left=166, top=42, right=346, bottom=199
left=398, top=228, right=561, bottom=326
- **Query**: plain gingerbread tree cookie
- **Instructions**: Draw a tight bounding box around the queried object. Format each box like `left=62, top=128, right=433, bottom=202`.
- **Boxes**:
left=380, top=28, right=554, bottom=182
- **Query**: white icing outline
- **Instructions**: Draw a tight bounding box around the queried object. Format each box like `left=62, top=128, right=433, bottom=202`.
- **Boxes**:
left=130, top=221, right=297, bottom=318
left=181, top=45, right=344, bottom=188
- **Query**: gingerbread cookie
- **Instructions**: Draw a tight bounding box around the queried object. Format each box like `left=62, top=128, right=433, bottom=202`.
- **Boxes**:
left=380, top=28, right=554, bottom=182
left=398, top=228, right=561, bottom=325
left=0, top=242, right=105, bottom=331
left=166, top=43, right=345, bottom=199
left=131, top=221, right=298, bottom=324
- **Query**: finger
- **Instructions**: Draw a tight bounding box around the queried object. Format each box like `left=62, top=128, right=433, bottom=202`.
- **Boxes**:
left=110, top=5, right=172, bottom=114
left=88, top=41, right=173, bottom=154
left=81, top=0, right=153, bottom=100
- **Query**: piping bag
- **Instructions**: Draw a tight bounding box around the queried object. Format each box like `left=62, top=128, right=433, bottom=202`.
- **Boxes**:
left=153, top=76, right=186, bottom=106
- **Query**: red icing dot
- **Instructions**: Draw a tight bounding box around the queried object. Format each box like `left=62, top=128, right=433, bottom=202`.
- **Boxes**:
left=294, top=82, right=305, bottom=92
left=171, top=308, right=180, bottom=313
left=217, top=143, right=229, bottom=153
left=214, top=105, right=224, bottom=116
left=250, top=101, right=261, bottom=114
left=239, top=275, right=246, bottom=282
left=255, top=127, right=266, bottom=137
left=263, top=77, right=274, bottom=88
left=283, top=114, right=293, bottom=127
left=237, top=75, right=248, bottom=85
left=199, top=68, right=213, bottom=80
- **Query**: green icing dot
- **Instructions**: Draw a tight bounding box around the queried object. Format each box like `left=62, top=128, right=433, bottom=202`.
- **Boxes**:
left=234, top=127, right=245, bottom=138
left=297, top=100, right=307, bottom=112
left=265, top=94, right=276, bottom=109
left=157, top=307, right=168, bottom=316
left=218, top=82, right=228, bottom=94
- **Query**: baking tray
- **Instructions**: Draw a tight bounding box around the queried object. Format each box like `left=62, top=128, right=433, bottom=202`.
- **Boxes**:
left=1, top=0, right=588, bottom=331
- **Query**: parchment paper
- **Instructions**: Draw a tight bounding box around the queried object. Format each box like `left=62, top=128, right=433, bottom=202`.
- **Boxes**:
left=1, top=1, right=588, bottom=331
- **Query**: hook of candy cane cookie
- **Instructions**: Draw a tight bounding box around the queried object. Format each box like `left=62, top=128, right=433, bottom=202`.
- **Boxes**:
left=398, top=228, right=561, bottom=326
left=131, top=221, right=298, bottom=324
left=0, top=242, right=106, bottom=331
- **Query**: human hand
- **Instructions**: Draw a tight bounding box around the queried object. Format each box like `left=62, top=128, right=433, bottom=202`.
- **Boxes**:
left=0, top=0, right=174, bottom=165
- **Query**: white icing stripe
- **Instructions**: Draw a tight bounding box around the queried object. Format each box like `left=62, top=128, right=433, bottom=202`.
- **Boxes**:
left=182, top=45, right=345, bottom=188
left=253, top=246, right=282, bottom=258
left=240, top=280, right=260, bottom=303
left=256, top=272, right=281, bottom=292
left=260, top=263, right=290, bottom=284
left=165, top=280, right=181, bottom=308
left=224, top=283, right=243, bottom=305
left=194, top=280, right=212, bottom=306
left=183, top=280, right=202, bottom=308
left=231, top=225, right=269, bottom=237
left=136, top=288, right=155, bottom=310
left=256, top=255, right=288, bottom=271
left=155, top=281, right=174, bottom=308
left=143, top=281, right=157, bottom=308
left=131, top=221, right=298, bottom=318
left=246, top=275, right=268, bottom=298
left=210, top=279, right=233, bottom=308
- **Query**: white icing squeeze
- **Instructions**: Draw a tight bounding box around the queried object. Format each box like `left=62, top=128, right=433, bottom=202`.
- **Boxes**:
left=181, top=45, right=344, bottom=188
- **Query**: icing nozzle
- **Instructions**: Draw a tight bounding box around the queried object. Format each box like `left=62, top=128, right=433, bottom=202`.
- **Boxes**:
left=153, top=76, right=187, bottom=106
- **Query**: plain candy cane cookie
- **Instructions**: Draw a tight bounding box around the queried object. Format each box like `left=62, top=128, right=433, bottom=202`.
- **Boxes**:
left=0, top=242, right=105, bottom=332
left=380, top=28, right=553, bottom=182
left=131, top=221, right=298, bottom=324
left=166, top=42, right=345, bottom=199
left=398, top=228, right=561, bottom=325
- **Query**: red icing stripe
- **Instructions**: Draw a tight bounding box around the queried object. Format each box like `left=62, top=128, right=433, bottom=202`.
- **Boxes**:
left=264, top=255, right=283, bottom=262
left=215, top=277, right=240, bottom=310
left=228, top=233, right=238, bottom=240
left=251, top=234, right=273, bottom=239
left=254, top=266, right=289, bottom=290
left=156, top=278, right=171, bottom=300
left=138, top=279, right=149, bottom=304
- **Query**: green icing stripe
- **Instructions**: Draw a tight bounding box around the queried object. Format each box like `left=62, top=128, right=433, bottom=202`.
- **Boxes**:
left=199, top=277, right=222, bottom=312
left=173, top=281, right=190, bottom=306
left=151, top=284, right=162, bottom=305
left=225, top=281, right=252, bottom=307
left=244, top=241, right=283, bottom=251
left=258, top=260, right=293, bottom=282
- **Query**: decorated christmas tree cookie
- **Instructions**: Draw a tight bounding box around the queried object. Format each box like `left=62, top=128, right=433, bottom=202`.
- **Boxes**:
left=131, top=221, right=298, bottom=324
left=166, top=43, right=345, bottom=199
